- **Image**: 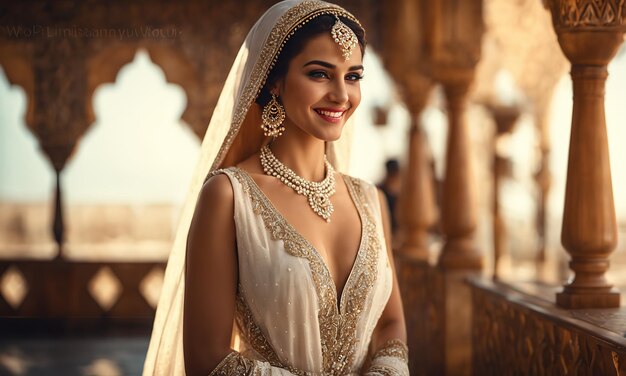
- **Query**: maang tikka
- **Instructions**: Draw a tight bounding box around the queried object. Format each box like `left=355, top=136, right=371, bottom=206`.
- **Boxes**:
left=261, top=93, right=286, bottom=137
left=331, top=15, right=358, bottom=61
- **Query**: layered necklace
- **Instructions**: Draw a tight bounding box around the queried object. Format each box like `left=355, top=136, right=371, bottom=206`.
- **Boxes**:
left=259, top=145, right=336, bottom=222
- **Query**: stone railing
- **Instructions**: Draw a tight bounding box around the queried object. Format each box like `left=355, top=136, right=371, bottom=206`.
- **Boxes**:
left=469, top=278, right=626, bottom=375
left=0, top=260, right=165, bottom=333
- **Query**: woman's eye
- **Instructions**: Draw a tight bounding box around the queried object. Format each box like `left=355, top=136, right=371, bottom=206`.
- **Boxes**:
left=346, top=73, right=364, bottom=81
left=308, top=71, right=329, bottom=79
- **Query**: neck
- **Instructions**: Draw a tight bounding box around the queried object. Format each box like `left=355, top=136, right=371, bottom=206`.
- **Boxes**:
left=267, top=129, right=327, bottom=182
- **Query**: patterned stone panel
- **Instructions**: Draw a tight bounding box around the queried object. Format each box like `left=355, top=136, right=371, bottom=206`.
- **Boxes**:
left=0, top=260, right=165, bottom=318
left=470, top=278, right=626, bottom=375
left=395, top=257, right=463, bottom=376
left=395, top=255, right=431, bottom=375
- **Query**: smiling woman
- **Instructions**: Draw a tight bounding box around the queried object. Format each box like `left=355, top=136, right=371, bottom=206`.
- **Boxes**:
left=143, top=2, right=409, bottom=375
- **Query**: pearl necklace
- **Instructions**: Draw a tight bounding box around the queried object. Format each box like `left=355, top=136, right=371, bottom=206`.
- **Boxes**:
left=259, top=145, right=336, bottom=222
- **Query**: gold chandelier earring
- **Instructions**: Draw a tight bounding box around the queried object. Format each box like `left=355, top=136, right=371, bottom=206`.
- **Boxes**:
left=261, top=93, right=286, bottom=137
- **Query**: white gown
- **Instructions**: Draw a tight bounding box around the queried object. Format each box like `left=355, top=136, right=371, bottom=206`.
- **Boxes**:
left=142, top=2, right=409, bottom=375
left=218, top=167, right=393, bottom=375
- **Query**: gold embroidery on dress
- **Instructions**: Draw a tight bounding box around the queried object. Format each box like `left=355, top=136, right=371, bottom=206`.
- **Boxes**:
left=209, top=351, right=260, bottom=376
left=210, top=1, right=362, bottom=171
left=232, top=168, right=338, bottom=373
left=366, top=365, right=405, bottom=376
left=229, top=168, right=381, bottom=375
left=235, top=288, right=282, bottom=366
left=373, top=339, right=409, bottom=364
left=334, top=176, right=380, bottom=374
left=235, top=287, right=317, bottom=376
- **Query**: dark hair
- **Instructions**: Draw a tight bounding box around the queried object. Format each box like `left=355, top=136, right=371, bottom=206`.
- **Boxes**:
left=256, top=14, right=366, bottom=106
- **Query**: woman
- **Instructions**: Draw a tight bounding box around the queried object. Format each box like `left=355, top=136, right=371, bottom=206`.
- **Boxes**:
left=143, top=1, right=408, bottom=375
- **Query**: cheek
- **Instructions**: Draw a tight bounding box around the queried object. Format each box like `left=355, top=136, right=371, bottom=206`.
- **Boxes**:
left=284, top=78, right=318, bottom=109
left=349, top=85, right=362, bottom=109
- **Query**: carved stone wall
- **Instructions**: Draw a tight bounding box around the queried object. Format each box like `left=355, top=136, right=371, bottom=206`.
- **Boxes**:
left=395, top=257, right=445, bottom=375
left=0, top=0, right=378, bottom=170
left=395, top=257, right=485, bottom=376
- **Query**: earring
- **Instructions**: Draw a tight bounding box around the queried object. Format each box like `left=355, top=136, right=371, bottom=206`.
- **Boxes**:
left=261, top=93, right=286, bottom=137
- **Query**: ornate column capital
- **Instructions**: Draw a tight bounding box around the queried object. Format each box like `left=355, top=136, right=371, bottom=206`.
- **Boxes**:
left=426, top=0, right=484, bottom=84
left=544, top=0, right=625, bottom=65
left=543, top=0, right=626, bottom=32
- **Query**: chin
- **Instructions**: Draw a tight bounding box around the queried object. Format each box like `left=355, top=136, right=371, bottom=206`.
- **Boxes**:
left=313, top=126, right=344, bottom=142
left=326, top=131, right=343, bottom=142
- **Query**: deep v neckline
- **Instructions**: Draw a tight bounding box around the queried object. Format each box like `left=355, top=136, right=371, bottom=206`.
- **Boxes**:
left=234, top=167, right=367, bottom=313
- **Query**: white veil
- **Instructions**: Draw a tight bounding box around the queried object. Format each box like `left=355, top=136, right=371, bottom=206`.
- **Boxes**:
left=143, top=1, right=360, bottom=374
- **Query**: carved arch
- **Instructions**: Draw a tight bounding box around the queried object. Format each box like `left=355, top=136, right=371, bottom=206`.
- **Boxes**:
left=86, top=43, right=140, bottom=127
left=86, top=43, right=208, bottom=140
left=0, top=43, right=35, bottom=131
left=145, top=44, right=205, bottom=139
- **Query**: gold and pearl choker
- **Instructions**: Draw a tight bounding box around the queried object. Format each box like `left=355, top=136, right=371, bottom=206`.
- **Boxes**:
left=259, top=145, right=336, bottom=222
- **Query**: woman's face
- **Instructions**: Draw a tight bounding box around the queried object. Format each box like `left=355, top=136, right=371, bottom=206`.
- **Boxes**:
left=275, top=32, right=363, bottom=142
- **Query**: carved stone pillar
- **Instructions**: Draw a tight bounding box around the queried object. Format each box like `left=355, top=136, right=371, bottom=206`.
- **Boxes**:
left=437, top=78, right=482, bottom=270
left=393, top=83, right=438, bottom=375
left=425, top=0, right=485, bottom=270
left=486, top=104, right=519, bottom=279
left=544, top=0, right=625, bottom=308
left=533, top=106, right=552, bottom=266
left=377, top=1, right=437, bottom=373
left=377, top=0, right=435, bottom=261
left=34, top=37, right=90, bottom=258
left=396, top=123, right=435, bottom=260
left=395, top=78, right=437, bottom=261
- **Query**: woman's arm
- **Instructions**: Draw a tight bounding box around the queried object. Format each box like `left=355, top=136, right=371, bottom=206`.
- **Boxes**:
left=184, top=174, right=238, bottom=375
left=183, top=173, right=298, bottom=376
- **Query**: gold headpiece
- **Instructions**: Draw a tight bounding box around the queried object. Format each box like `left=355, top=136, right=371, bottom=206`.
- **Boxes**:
left=331, top=15, right=358, bottom=60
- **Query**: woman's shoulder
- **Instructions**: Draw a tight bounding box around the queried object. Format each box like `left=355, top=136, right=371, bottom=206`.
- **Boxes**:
left=199, top=170, right=237, bottom=208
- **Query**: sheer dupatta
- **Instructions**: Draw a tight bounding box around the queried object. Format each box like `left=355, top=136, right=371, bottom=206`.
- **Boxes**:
left=142, top=1, right=359, bottom=374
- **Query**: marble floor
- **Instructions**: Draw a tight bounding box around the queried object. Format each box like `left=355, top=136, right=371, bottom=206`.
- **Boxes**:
left=0, top=337, right=149, bottom=376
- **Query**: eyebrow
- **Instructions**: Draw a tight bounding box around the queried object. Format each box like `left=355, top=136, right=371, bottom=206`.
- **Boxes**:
left=303, top=60, right=364, bottom=71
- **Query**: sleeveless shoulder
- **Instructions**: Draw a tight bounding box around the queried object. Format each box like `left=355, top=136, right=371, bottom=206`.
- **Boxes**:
left=198, top=167, right=257, bottom=232
left=204, top=166, right=239, bottom=184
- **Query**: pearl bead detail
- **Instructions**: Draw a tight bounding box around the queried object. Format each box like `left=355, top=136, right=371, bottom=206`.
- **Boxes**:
left=260, top=145, right=336, bottom=222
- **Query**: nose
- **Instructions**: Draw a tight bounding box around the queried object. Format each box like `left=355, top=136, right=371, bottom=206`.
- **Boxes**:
left=328, top=78, right=349, bottom=104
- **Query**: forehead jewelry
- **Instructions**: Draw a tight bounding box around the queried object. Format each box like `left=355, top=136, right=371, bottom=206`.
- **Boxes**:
left=331, top=15, right=358, bottom=61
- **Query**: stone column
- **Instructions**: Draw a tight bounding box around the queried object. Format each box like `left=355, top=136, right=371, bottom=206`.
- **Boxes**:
left=395, top=80, right=437, bottom=262
left=33, top=38, right=89, bottom=258
left=544, top=0, right=624, bottom=308
left=377, top=1, right=437, bottom=373
left=423, top=0, right=485, bottom=373
left=394, top=87, right=438, bottom=375
left=423, top=0, right=484, bottom=271
left=533, top=106, right=552, bottom=266
left=486, top=104, right=519, bottom=279
left=437, top=75, right=483, bottom=270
